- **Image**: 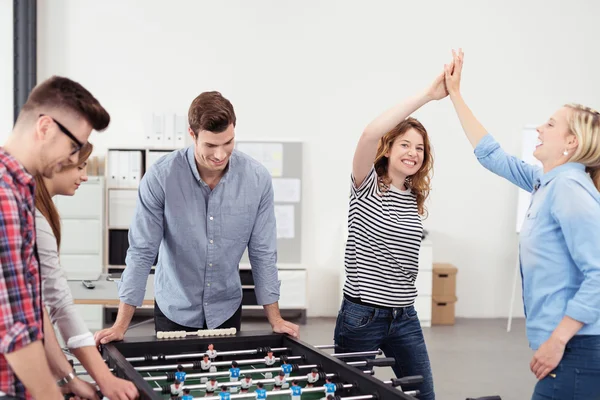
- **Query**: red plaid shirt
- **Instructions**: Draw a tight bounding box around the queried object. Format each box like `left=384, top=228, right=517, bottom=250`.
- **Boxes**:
left=0, top=147, right=43, bottom=399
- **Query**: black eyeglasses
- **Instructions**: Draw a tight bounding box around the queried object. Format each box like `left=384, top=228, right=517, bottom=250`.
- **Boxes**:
left=39, top=114, right=84, bottom=155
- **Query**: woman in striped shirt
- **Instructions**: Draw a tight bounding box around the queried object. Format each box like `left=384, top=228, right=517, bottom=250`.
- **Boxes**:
left=334, top=67, right=451, bottom=400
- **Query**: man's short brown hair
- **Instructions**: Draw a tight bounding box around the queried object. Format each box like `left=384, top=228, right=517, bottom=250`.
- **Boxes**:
left=188, top=91, right=236, bottom=137
left=18, top=75, right=110, bottom=131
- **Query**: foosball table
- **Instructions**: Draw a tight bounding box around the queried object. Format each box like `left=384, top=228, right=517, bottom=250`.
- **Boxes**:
left=86, top=329, right=423, bottom=400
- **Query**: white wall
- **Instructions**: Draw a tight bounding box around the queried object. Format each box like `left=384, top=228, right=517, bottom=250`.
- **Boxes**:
left=0, top=0, right=13, bottom=143
left=11, top=0, right=600, bottom=318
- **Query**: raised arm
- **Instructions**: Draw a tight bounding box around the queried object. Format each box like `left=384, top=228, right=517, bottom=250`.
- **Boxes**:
left=444, top=49, right=489, bottom=149
left=445, top=49, right=541, bottom=192
left=353, top=71, right=450, bottom=187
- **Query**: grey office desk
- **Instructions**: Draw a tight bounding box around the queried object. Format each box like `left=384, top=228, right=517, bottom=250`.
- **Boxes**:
left=68, top=274, right=155, bottom=307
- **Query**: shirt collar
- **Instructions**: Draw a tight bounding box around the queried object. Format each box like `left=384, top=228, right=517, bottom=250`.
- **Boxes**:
left=0, top=147, right=35, bottom=187
left=539, top=162, right=586, bottom=187
left=185, top=146, right=235, bottom=186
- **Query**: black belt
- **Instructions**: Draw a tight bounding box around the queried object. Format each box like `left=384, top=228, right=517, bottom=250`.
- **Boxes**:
left=344, top=294, right=397, bottom=311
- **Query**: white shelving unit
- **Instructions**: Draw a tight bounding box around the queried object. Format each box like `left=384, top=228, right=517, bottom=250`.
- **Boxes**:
left=54, top=176, right=104, bottom=281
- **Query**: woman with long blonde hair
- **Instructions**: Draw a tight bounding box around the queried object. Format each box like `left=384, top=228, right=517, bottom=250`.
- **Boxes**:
left=334, top=69, right=449, bottom=400
left=445, top=49, right=600, bottom=399
left=35, top=143, right=139, bottom=400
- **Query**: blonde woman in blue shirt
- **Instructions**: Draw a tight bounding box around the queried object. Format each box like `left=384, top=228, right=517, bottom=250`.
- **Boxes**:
left=444, top=49, right=600, bottom=399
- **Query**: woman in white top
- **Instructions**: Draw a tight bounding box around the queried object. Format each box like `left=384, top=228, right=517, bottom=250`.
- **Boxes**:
left=333, top=66, right=453, bottom=400
left=35, top=142, right=138, bottom=400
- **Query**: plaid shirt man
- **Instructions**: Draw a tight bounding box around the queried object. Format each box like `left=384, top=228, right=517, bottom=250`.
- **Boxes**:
left=0, top=147, right=43, bottom=399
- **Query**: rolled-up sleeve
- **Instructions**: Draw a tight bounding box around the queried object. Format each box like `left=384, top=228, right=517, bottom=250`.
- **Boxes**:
left=247, top=169, right=280, bottom=305
left=550, top=177, right=600, bottom=325
left=119, top=166, right=165, bottom=306
left=0, top=189, right=43, bottom=354
left=474, top=133, right=541, bottom=193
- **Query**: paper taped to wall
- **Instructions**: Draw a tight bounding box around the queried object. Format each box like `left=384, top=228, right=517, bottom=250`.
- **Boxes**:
left=272, top=178, right=301, bottom=203
left=237, top=142, right=283, bottom=177
left=274, top=205, right=295, bottom=238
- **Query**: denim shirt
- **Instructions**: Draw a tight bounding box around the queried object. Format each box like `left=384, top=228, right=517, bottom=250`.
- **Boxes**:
left=474, top=134, right=600, bottom=349
left=117, top=147, right=280, bottom=328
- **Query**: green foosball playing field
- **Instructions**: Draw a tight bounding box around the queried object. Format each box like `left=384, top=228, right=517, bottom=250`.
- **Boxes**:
left=141, top=355, right=340, bottom=399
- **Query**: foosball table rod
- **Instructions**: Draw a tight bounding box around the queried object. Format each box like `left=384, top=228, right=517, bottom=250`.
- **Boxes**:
left=133, top=355, right=304, bottom=373
left=155, top=372, right=367, bottom=392
left=129, top=348, right=380, bottom=364
left=332, top=393, right=420, bottom=400
left=127, top=346, right=289, bottom=363
left=188, top=382, right=420, bottom=400
left=188, top=383, right=355, bottom=400
left=143, top=363, right=319, bottom=382
left=142, top=357, right=396, bottom=382
left=129, top=350, right=381, bottom=373
left=69, top=345, right=289, bottom=367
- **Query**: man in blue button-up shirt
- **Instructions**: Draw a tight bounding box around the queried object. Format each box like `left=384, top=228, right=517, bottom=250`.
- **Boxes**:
left=94, top=91, right=299, bottom=344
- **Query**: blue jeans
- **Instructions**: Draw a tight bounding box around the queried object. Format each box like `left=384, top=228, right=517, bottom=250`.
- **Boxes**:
left=333, top=297, right=435, bottom=400
left=531, top=335, right=600, bottom=400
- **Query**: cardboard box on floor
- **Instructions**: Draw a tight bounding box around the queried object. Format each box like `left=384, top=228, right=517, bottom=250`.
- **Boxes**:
left=432, top=263, right=458, bottom=325
left=432, top=295, right=458, bottom=325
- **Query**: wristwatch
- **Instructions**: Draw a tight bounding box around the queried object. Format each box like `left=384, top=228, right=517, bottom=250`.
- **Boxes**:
left=56, top=370, right=76, bottom=387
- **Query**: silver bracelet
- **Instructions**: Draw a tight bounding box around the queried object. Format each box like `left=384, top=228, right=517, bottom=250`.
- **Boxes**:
left=56, top=370, right=76, bottom=387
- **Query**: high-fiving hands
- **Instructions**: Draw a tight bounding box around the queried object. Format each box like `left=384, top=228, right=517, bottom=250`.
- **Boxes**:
left=444, top=48, right=464, bottom=97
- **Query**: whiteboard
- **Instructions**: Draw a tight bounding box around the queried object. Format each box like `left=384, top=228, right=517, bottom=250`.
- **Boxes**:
left=516, top=125, right=543, bottom=233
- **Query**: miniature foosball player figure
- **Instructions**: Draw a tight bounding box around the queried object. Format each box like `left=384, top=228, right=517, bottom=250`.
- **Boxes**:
left=229, top=361, right=241, bottom=381
left=175, top=365, right=187, bottom=383
left=281, top=359, right=292, bottom=378
left=201, top=354, right=211, bottom=371
left=207, top=343, right=218, bottom=360
left=229, top=361, right=241, bottom=393
left=200, top=354, right=212, bottom=383
left=264, top=350, right=276, bottom=379
left=273, top=370, right=286, bottom=390
left=240, top=374, right=253, bottom=392
left=170, top=379, right=183, bottom=397
left=182, top=388, right=193, bottom=400
left=290, top=380, right=302, bottom=400
left=219, top=385, right=231, bottom=400
left=255, top=382, right=267, bottom=400
left=205, top=377, right=219, bottom=396
left=323, top=377, right=336, bottom=399
left=306, top=368, right=319, bottom=387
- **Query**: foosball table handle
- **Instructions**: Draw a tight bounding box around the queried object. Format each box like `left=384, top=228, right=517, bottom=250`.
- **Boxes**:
left=466, top=397, right=502, bottom=400
left=390, top=375, right=423, bottom=388
left=364, top=357, right=395, bottom=367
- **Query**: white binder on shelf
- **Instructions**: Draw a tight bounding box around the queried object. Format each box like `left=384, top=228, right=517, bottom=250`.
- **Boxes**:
left=118, top=151, right=130, bottom=188
left=163, top=114, right=175, bottom=148
left=175, top=115, right=187, bottom=148
left=108, top=150, right=119, bottom=188
left=152, top=113, right=165, bottom=148
left=129, top=151, right=142, bottom=188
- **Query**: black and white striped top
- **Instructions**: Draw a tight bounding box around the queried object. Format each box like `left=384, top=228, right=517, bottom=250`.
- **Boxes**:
left=343, top=167, right=423, bottom=307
